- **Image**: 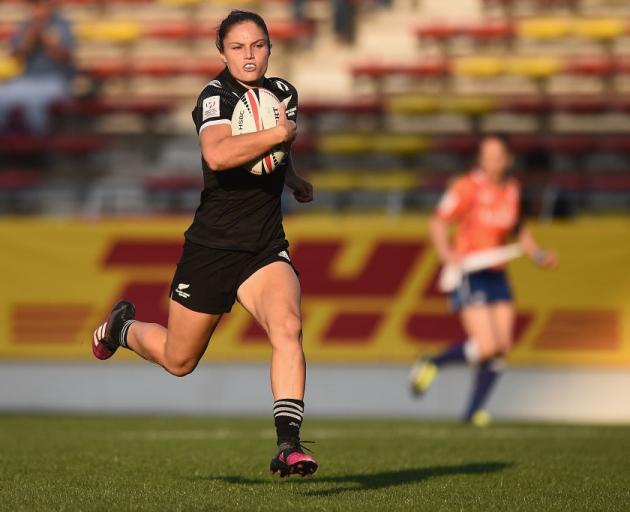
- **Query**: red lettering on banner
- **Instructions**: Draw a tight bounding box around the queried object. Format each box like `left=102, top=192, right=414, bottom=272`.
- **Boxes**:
left=241, top=319, right=267, bottom=343
left=323, top=312, right=382, bottom=343
left=406, top=312, right=533, bottom=345
left=118, top=282, right=171, bottom=326
left=12, top=303, right=93, bottom=344
left=103, top=241, right=180, bottom=324
left=293, top=241, right=424, bottom=296
left=534, top=309, right=620, bottom=350
left=421, top=266, right=443, bottom=299
left=104, top=241, right=182, bottom=265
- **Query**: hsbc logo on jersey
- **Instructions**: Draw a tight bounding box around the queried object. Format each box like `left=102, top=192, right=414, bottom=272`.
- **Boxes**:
left=203, top=96, right=220, bottom=120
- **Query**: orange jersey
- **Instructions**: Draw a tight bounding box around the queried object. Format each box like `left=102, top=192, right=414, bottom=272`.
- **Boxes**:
left=435, top=169, right=521, bottom=258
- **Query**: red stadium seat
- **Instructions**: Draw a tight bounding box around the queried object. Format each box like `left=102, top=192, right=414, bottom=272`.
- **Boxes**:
left=52, top=98, right=174, bottom=116
left=614, top=57, right=630, bottom=74
left=564, top=56, right=615, bottom=76
left=414, top=24, right=461, bottom=42
left=134, top=60, right=222, bottom=77
left=142, top=21, right=197, bottom=40
left=548, top=96, right=610, bottom=113
left=598, top=135, right=630, bottom=153
left=429, top=134, right=478, bottom=153
left=290, top=135, right=317, bottom=154
left=418, top=173, right=449, bottom=191
left=81, top=59, right=129, bottom=79
left=497, top=96, right=548, bottom=114
left=144, top=175, right=203, bottom=191
left=552, top=172, right=630, bottom=192
left=586, top=173, right=630, bottom=192
left=541, top=135, right=599, bottom=153
left=82, top=58, right=223, bottom=78
left=0, top=134, right=109, bottom=155
left=351, top=60, right=449, bottom=79
left=0, top=169, right=43, bottom=190
left=0, top=23, right=14, bottom=42
left=462, top=20, right=515, bottom=42
left=415, top=20, right=515, bottom=44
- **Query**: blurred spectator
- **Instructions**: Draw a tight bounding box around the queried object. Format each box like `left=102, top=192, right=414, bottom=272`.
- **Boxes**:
left=293, top=0, right=306, bottom=21
left=333, top=0, right=357, bottom=44
left=522, top=148, right=575, bottom=220
left=0, top=0, right=75, bottom=134
left=331, top=0, right=392, bottom=44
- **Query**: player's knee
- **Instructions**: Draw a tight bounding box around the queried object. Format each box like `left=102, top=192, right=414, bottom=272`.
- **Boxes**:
left=268, top=313, right=303, bottom=347
left=475, top=340, right=497, bottom=361
left=496, top=337, right=512, bottom=354
left=165, top=356, right=198, bottom=377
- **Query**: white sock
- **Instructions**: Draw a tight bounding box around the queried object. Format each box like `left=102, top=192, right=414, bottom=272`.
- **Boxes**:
left=463, top=339, right=480, bottom=364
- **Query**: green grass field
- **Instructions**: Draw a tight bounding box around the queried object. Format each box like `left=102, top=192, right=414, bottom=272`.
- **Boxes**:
left=1, top=416, right=629, bottom=511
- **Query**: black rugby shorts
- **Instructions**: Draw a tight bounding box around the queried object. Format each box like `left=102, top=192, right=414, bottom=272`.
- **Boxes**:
left=169, top=239, right=298, bottom=314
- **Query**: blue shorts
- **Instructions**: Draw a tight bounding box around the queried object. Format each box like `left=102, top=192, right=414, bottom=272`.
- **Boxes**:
left=449, top=269, right=513, bottom=311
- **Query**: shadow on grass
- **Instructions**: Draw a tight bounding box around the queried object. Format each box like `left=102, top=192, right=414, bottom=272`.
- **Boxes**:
left=208, top=462, right=512, bottom=496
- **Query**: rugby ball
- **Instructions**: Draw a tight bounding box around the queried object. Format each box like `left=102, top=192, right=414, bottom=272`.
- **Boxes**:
left=231, top=88, right=286, bottom=175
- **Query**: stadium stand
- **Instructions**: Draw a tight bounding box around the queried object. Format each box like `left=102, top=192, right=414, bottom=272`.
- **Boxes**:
left=0, top=0, right=628, bottom=214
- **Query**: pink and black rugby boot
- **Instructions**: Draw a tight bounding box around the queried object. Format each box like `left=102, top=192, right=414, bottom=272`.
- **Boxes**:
left=270, top=440, right=318, bottom=478
left=92, top=300, right=135, bottom=360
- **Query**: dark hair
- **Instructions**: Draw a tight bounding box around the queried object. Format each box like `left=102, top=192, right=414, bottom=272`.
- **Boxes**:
left=479, top=132, right=512, bottom=154
left=216, top=10, right=272, bottom=53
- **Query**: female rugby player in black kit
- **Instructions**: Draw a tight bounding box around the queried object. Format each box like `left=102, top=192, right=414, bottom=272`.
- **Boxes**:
left=91, top=10, right=317, bottom=478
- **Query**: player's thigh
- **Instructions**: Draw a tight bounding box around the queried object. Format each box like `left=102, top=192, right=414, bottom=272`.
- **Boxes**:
left=164, top=299, right=222, bottom=367
left=237, top=261, right=302, bottom=340
left=488, top=301, right=515, bottom=354
left=459, top=304, right=500, bottom=359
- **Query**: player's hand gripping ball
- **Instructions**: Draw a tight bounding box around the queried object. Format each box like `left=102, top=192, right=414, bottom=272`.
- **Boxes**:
left=231, top=88, right=287, bottom=175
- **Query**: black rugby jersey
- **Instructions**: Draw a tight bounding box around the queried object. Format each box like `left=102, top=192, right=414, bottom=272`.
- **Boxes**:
left=186, top=67, right=298, bottom=252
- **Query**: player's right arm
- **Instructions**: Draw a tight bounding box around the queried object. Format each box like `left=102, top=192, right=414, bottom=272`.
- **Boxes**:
left=195, top=90, right=295, bottom=172
left=429, top=177, right=474, bottom=265
left=429, top=215, right=454, bottom=265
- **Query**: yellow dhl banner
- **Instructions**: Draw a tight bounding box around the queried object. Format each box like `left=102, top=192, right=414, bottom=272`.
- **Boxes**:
left=1, top=215, right=629, bottom=366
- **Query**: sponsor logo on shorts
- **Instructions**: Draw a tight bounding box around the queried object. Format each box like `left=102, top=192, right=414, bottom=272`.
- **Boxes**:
left=278, top=251, right=290, bottom=261
left=175, top=283, right=191, bottom=299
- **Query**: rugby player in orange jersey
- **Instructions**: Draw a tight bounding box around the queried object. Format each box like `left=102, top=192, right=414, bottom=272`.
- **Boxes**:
left=410, top=134, right=557, bottom=426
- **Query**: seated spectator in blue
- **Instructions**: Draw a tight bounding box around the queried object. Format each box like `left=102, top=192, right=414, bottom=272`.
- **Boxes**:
left=0, top=0, right=74, bottom=134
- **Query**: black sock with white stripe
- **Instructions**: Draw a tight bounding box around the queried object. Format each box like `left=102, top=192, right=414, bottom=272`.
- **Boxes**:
left=273, top=399, right=304, bottom=446
left=119, top=320, right=135, bottom=349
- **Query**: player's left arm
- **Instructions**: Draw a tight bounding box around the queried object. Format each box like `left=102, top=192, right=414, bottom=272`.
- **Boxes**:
left=516, top=225, right=558, bottom=269
left=284, top=153, right=313, bottom=203
left=511, top=181, right=557, bottom=268
left=275, top=79, right=312, bottom=203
